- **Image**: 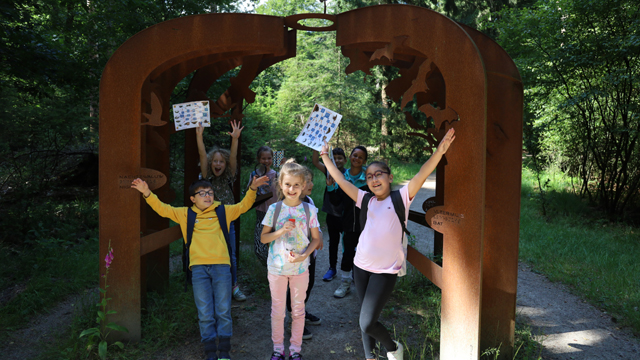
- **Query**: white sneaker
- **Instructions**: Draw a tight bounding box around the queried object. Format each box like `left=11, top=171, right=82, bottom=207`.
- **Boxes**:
left=387, top=340, right=403, bottom=360
left=333, top=279, right=351, bottom=298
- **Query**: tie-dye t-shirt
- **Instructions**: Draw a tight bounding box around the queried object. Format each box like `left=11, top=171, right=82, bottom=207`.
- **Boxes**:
left=262, top=202, right=320, bottom=275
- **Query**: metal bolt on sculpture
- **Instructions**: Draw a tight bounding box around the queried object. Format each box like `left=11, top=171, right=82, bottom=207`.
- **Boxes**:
left=99, top=5, right=522, bottom=360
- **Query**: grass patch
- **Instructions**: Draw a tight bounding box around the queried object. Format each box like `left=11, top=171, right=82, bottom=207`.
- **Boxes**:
left=383, top=265, right=543, bottom=359
left=0, top=233, right=99, bottom=337
left=520, top=166, right=640, bottom=334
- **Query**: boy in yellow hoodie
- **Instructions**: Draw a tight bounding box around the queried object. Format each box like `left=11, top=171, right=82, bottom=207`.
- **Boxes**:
left=131, top=176, right=267, bottom=360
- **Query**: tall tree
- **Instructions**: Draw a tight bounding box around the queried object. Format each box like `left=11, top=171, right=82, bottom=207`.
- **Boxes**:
left=488, top=0, right=640, bottom=215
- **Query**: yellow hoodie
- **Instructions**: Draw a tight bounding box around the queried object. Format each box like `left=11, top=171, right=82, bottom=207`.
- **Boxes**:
left=145, top=188, right=256, bottom=267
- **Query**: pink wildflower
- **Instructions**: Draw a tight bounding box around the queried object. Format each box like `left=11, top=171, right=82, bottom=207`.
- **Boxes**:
left=105, top=248, right=114, bottom=268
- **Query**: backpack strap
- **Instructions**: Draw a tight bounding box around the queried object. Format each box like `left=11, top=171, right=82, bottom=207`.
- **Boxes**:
left=359, top=192, right=375, bottom=235
left=390, top=190, right=411, bottom=237
left=215, top=205, right=236, bottom=287
left=359, top=190, right=410, bottom=241
left=301, top=201, right=311, bottom=238
left=183, top=208, right=197, bottom=292
left=270, top=201, right=283, bottom=232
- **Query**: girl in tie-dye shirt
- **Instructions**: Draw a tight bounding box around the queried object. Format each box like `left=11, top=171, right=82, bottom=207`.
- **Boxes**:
left=260, top=160, right=321, bottom=360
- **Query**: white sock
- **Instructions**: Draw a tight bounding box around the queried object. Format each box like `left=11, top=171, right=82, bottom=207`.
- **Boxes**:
left=342, top=271, right=351, bottom=281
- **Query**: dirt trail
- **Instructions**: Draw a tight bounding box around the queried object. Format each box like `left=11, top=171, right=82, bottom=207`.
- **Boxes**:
left=2, top=174, right=640, bottom=359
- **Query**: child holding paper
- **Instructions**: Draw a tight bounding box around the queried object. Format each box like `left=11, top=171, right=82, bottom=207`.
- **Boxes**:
left=196, top=119, right=247, bottom=301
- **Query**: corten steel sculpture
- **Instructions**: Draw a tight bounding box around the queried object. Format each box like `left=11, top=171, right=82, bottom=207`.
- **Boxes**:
left=99, top=5, right=522, bottom=359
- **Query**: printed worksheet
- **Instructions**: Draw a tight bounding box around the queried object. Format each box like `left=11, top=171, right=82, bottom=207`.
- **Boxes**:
left=295, top=104, right=342, bottom=151
left=172, top=101, right=211, bottom=131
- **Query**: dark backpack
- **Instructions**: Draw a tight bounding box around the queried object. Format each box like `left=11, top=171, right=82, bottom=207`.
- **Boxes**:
left=359, top=190, right=411, bottom=238
left=182, top=205, right=234, bottom=291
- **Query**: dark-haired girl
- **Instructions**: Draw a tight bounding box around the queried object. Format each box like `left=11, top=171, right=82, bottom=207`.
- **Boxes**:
left=320, top=129, right=455, bottom=360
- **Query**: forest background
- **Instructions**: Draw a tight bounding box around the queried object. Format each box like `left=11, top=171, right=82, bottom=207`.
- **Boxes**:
left=1, top=0, right=639, bottom=358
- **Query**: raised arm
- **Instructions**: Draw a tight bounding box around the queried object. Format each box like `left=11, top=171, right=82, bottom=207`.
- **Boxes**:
left=228, top=120, right=243, bottom=175
left=407, top=128, right=456, bottom=199
left=320, top=142, right=359, bottom=202
left=196, top=123, right=209, bottom=179
left=312, top=150, right=326, bottom=173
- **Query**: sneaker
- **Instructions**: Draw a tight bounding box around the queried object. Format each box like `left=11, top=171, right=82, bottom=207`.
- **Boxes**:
left=270, top=351, right=285, bottom=360
left=333, top=279, right=351, bottom=298
left=387, top=340, right=404, bottom=360
left=302, top=326, right=312, bottom=340
left=322, top=268, right=337, bottom=281
left=233, top=285, right=247, bottom=301
left=305, top=311, right=321, bottom=326
left=289, top=352, right=303, bottom=360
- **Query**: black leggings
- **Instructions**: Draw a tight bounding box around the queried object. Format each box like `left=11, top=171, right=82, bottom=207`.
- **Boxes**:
left=326, top=214, right=343, bottom=269
left=353, top=265, right=398, bottom=359
left=341, top=231, right=360, bottom=273
left=286, top=252, right=316, bottom=312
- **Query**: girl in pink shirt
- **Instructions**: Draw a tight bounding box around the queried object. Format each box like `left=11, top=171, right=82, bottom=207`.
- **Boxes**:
left=319, top=128, right=456, bottom=360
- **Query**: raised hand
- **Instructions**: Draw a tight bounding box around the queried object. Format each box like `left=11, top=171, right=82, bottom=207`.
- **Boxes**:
left=196, top=122, right=204, bottom=137
left=321, top=141, right=330, bottom=155
left=251, top=175, right=269, bottom=190
left=326, top=173, right=335, bottom=186
left=131, top=178, right=151, bottom=197
left=227, top=120, right=244, bottom=139
left=436, top=128, right=456, bottom=155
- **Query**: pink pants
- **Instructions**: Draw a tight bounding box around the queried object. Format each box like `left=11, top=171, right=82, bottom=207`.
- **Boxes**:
left=268, top=270, right=309, bottom=354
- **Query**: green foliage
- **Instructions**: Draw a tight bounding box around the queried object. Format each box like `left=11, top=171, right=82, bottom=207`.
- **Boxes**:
left=487, top=0, right=640, bottom=216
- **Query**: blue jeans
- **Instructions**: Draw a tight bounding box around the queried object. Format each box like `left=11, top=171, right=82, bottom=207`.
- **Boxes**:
left=191, top=264, right=233, bottom=342
left=229, top=220, right=237, bottom=286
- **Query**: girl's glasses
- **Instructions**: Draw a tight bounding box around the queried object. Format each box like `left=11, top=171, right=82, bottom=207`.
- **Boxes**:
left=366, top=170, right=389, bottom=181
left=194, top=190, right=214, bottom=197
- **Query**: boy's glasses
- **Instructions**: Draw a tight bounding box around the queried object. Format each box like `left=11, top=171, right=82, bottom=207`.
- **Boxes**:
left=194, top=190, right=214, bottom=197
left=366, top=170, right=389, bottom=181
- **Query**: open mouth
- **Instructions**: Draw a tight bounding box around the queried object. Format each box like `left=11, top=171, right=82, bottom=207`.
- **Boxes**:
left=214, top=167, right=222, bottom=173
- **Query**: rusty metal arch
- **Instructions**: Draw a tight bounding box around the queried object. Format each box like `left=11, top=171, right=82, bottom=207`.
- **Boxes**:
left=99, top=6, right=522, bottom=359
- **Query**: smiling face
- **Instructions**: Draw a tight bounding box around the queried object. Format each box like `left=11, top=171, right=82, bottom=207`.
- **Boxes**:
left=334, top=154, right=346, bottom=170
left=366, top=163, right=393, bottom=199
left=280, top=174, right=305, bottom=203
left=258, top=151, right=273, bottom=170
left=210, top=152, right=227, bottom=177
left=349, top=149, right=366, bottom=170
left=189, top=186, right=214, bottom=211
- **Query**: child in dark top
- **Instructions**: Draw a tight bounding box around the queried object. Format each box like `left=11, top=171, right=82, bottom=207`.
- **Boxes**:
left=327, top=146, right=370, bottom=298
left=312, top=148, right=347, bottom=282
left=196, top=119, right=247, bottom=301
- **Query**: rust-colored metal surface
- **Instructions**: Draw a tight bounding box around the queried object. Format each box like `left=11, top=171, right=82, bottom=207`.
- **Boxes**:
left=99, top=6, right=522, bottom=358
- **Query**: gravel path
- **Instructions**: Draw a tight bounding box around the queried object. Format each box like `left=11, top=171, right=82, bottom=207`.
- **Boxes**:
left=2, top=174, right=640, bottom=359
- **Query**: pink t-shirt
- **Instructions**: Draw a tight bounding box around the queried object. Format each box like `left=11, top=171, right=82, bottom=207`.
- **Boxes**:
left=354, top=185, right=413, bottom=274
